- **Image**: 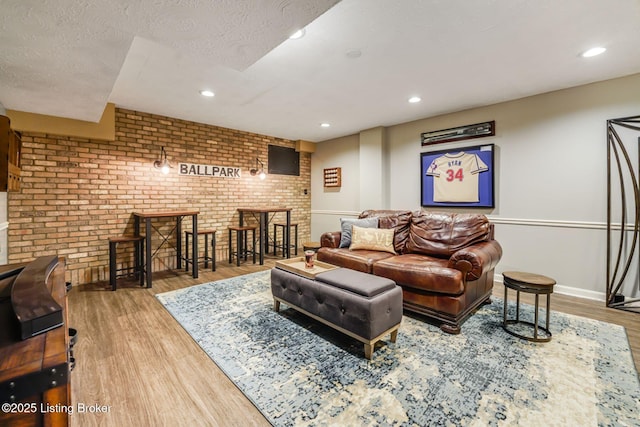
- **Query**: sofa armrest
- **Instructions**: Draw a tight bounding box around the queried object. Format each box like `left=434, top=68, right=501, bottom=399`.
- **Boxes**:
left=320, top=231, right=342, bottom=249
left=448, top=240, right=503, bottom=281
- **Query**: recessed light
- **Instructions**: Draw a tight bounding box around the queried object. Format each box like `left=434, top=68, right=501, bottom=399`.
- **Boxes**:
left=320, top=123, right=331, bottom=128
left=581, top=47, right=606, bottom=58
left=346, top=49, right=362, bottom=59
left=289, top=28, right=306, bottom=40
left=408, top=96, right=421, bottom=103
left=199, top=90, right=215, bottom=97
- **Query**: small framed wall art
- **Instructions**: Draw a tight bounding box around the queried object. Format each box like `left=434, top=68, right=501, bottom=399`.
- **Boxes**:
left=420, top=144, right=495, bottom=208
left=323, top=167, right=341, bottom=187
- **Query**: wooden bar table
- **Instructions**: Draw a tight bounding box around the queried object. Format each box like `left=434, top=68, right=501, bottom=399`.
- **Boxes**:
left=237, top=207, right=291, bottom=265
left=133, top=210, right=199, bottom=288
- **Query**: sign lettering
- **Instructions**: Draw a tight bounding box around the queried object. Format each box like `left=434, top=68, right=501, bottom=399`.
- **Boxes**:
left=179, top=163, right=241, bottom=178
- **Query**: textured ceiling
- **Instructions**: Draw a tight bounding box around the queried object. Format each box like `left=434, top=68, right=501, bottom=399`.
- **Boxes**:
left=2, top=0, right=640, bottom=142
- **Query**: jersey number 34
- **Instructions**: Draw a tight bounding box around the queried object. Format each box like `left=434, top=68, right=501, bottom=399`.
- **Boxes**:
left=446, top=168, right=464, bottom=182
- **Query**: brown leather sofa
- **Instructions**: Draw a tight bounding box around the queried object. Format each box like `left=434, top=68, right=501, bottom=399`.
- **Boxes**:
left=318, top=210, right=502, bottom=334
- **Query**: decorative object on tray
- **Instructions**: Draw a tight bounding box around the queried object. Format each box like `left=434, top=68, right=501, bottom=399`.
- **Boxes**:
left=304, top=250, right=315, bottom=268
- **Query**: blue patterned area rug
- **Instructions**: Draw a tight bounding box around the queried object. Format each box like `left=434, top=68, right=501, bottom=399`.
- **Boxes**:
left=156, top=271, right=640, bottom=426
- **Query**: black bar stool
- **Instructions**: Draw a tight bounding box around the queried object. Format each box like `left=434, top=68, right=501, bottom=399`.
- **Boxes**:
left=184, top=229, right=217, bottom=272
left=108, top=235, right=145, bottom=291
left=273, top=222, right=298, bottom=257
left=228, top=225, right=257, bottom=266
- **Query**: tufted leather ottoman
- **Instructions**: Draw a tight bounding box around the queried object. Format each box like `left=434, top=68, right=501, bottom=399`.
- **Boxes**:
left=271, top=267, right=402, bottom=360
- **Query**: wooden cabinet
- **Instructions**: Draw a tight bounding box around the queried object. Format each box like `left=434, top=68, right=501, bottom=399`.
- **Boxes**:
left=0, top=115, right=21, bottom=192
left=0, top=257, right=71, bottom=426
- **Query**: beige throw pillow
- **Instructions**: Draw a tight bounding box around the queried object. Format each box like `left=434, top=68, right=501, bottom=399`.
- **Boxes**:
left=349, top=225, right=396, bottom=254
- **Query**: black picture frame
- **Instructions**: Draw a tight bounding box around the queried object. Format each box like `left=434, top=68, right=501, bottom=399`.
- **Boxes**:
left=420, top=144, right=495, bottom=208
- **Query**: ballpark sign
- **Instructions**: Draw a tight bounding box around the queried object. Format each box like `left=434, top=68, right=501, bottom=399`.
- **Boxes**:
left=179, top=163, right=241, bottom=178
left=179, top=163, right=240, bottom=178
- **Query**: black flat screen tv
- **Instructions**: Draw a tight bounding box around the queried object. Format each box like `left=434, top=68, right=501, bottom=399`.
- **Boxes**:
left=268, top=145, right=299, bottom=176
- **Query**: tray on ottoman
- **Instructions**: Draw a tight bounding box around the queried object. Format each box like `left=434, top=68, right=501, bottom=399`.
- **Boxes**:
left=271, top=266, right=402, bottom=360
left=275, top=257, right=338, bottom=279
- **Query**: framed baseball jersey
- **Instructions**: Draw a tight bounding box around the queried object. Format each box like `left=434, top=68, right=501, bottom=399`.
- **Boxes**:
left=421, top=144, right=495, bottom=208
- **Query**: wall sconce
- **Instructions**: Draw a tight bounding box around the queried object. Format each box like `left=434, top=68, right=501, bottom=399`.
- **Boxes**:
left=153, top=146, right=172, bottom=174
left=249, top=157, right=266, bottom=180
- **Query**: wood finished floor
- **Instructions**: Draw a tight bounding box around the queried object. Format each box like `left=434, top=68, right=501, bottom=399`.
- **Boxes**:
left=68, top=258, right=640, bottom=426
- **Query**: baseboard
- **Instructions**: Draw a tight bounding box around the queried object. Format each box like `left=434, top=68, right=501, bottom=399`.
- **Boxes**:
left=494, top=275, right=606, bottom=302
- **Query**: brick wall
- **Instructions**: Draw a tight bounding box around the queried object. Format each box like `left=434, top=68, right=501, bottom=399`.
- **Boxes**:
left=8, top=108, right=311, bottom=285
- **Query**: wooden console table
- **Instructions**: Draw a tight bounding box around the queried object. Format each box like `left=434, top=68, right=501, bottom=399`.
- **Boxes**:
left=133, top=210, right=199, bottom=288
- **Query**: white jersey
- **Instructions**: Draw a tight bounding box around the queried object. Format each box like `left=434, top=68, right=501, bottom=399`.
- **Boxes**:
left=426, top=152, right=488, bottom=202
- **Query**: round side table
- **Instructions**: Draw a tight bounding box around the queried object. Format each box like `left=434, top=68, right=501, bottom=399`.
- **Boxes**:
left=303, top=241, right=321, bottom=253
left=502, top=271, right=556, bottom=342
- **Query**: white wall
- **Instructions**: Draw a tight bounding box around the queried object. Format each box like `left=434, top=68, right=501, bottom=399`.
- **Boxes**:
left=358, top=127, right=387, bottom=210
left=311, top=73, right=640, bottom=300
left=311, top=133, right=362, bottom=237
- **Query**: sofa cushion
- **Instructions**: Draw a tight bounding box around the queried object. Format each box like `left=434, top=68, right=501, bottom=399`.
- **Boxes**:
left=405, top=211, right=491, bottom=258
left=359, top=210, right=412, bottom=254
left=339, top=217, right=379, bottom=248
left=349, top=226, right=396, bottom=254
left=317, top=247, right=394, bottom=273
left=373, top=253, right=465, bottom=295
left=316, top=268, right=396, bottom=297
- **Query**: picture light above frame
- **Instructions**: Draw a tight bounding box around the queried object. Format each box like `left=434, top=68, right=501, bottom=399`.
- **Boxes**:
left=421, top=121, right=495, bottom=146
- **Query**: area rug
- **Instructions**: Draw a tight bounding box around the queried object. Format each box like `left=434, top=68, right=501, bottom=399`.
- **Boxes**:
left=156, top=271, right=640, bottom=426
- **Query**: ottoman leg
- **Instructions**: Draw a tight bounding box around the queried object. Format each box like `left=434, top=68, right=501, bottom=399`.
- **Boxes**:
left=274, top=299, right=280, bottom=312
left=364, top=343, right=374, bottom=360
left=390, top=328, right=398, bottom=343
